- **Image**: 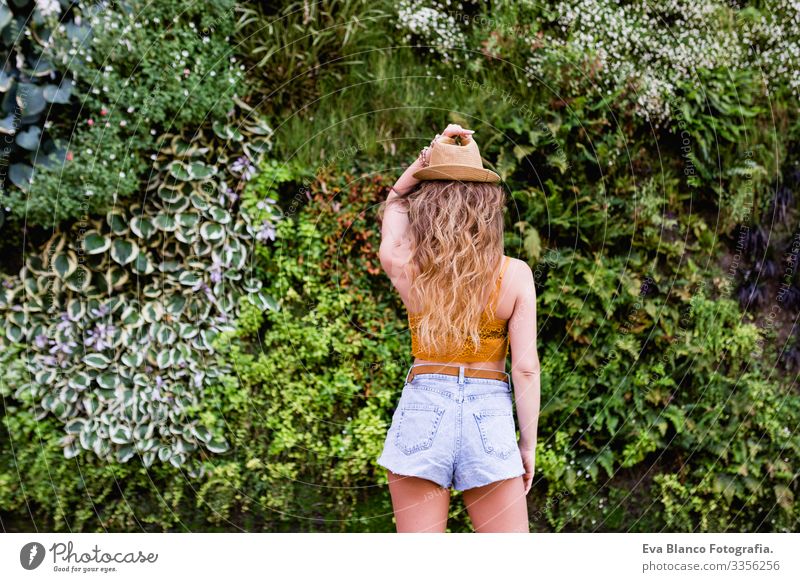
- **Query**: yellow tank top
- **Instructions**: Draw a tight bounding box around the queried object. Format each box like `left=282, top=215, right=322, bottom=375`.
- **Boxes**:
left=408, top=255, right=511, bottom=363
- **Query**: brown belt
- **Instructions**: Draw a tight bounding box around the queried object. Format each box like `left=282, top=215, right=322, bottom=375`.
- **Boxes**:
left=406, top=363, right=508, bottom=384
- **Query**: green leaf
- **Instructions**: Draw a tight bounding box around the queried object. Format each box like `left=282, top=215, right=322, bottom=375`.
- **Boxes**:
left=178, top=271, right=202, bottom=286
left=110, top=239, right=139, bottom=266
left=142, top=302, right=164, bottom=323
left=121, top=351, right=144, bottom=368
left=524, top=226, right=542, bottom=262
left=52, top=251, right=77, bottom=279
left=68, top=372, right=92, bottom=391
left=16, top=126, right=41, bottom=150
left=189, top=161, right=216, bottom=179
left=206, top=438, right=229, bottom=453
left=169, top=453, right=185, bottom=467
left=84, top=353, right=110, bottom=369
left=212, top=120, right=243, bottom=141
left=111, top=426, right=133, bottom=445
left=596, top=448, right=614, bottom=478
left=42, top=79, right=73, bottom=104
left=106, top=211, right=128, bottom=235
left=1, top=318, right=20, bottom=342
left=116, top=444, right=136, bottom=462
left=97, top=372, right=120, bottom=390
left=168, top=161, right=192, bottom=181
left=176, top=212, right=201, bottom=229
left=130, top=216, right=156, bottom=239
left=16, top=83, right=46, bottom=116
left=153, top=212, right=177, bottom=232
left=166, top=294, right=187, bottom=315
left=209, top=206, right=230, bottom=224
left=105, top=265, right=129, bottom=289
left=131, top=253, right=154, bottom=275
left=156, top=349, right=172, bottom=369
left=192, top=425, right=212, bottom=443
left=65, top=419, right=86, bottom=434
left=79, top=430, right=97, bottom=450
left=200, top=222, right=224, bottom=242
left=9, top=163, right=34, bottom=191
left=156, top=325, right=177, bottom=345
left=249, top=291, right=279, bottom=312
left=83, top=232, right=111, bottom=254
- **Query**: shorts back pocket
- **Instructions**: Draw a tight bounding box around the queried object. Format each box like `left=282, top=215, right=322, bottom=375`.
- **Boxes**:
left=473, top=409, right=518, bottom=460
left=394, top=403, right=445, bottom=455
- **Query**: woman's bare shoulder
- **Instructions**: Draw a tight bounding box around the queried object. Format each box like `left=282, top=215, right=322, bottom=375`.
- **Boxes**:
left=506, top=256, right=534, bottom=283
left=505, top=257, right=536, bottom=303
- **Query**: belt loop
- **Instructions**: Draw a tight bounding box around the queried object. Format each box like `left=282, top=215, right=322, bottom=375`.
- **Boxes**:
left=404, top=363, right=414, bottom=385
left=458, top=365, right=465, bottom=384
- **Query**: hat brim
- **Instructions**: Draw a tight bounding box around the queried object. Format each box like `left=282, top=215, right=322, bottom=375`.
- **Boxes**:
left=412, top=164, right=501, bottom=183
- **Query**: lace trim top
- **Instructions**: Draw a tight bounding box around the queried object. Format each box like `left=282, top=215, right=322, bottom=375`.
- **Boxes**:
left=408, top=255, right=511, bottom=362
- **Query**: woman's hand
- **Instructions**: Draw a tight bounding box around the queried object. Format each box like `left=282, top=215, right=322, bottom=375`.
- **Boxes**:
left=419, top=124, right=475, bottom=166
left=441, top=123, right=474, bottom=143
left=518, top=444, right=536, bottom=495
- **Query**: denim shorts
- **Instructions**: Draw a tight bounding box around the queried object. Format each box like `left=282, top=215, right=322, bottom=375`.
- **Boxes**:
left=376, top=364, right=525, bottom=491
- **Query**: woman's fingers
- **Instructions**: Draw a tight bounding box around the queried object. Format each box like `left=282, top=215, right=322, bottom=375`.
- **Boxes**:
left=442, top=123, right=475, bottom=138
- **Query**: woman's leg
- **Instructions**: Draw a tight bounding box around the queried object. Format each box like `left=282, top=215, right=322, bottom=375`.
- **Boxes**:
left=462, top=475, right=529, bottom=532
left=387, top=470, right=451, bottom=532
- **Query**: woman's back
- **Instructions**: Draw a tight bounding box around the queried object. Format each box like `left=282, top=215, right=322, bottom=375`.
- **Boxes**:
left=389, top=254, right=521, bottom=368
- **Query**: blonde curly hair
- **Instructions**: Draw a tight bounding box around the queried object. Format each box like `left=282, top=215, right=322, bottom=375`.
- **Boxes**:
left=383, top=179, right=507, bottom=354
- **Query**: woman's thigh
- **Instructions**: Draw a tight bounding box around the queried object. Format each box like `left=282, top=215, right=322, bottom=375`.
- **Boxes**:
left=462, top=475, right=529, bottom=533
left=387, top=470, right=451, bottom=533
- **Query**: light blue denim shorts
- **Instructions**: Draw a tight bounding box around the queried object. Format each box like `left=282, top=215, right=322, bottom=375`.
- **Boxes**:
left=376, top=364, right=525, bottom=491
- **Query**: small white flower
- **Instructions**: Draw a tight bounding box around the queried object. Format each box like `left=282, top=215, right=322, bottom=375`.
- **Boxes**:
left=35, top=0, right=61, bottom=18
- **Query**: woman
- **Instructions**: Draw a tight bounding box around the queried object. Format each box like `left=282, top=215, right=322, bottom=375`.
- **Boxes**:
left=376, top=123, right=541, bottom=533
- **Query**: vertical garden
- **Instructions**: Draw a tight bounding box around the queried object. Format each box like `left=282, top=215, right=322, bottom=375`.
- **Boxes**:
left=0, top=0, right=798, bottom=532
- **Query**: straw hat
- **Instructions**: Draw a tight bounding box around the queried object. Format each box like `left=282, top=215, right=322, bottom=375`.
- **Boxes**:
left=413, top=135, right=501, bottom=183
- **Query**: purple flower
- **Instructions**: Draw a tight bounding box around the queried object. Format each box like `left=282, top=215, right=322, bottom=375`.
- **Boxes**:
left=209, top=257, right=224, bottom=284
left=218, top=181, right=239, bottom=206
left=84, top=322, right=117, bottom=351
left=231, top=155, right=256, bottom=181
left=34, top=333, right=49, bottom=349
left=256, top=197, right=276, bottom=210
left=256, top=221, right=276, bottom=242
left=56, top=312, right=72, bottom=332
left=49, top=337, right=77, bottom=356
left=90, top=304, right=111, bottom=318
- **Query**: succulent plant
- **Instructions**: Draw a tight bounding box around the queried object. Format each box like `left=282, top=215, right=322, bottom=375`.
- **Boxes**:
left=0, top=109, right=280, bottom=467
